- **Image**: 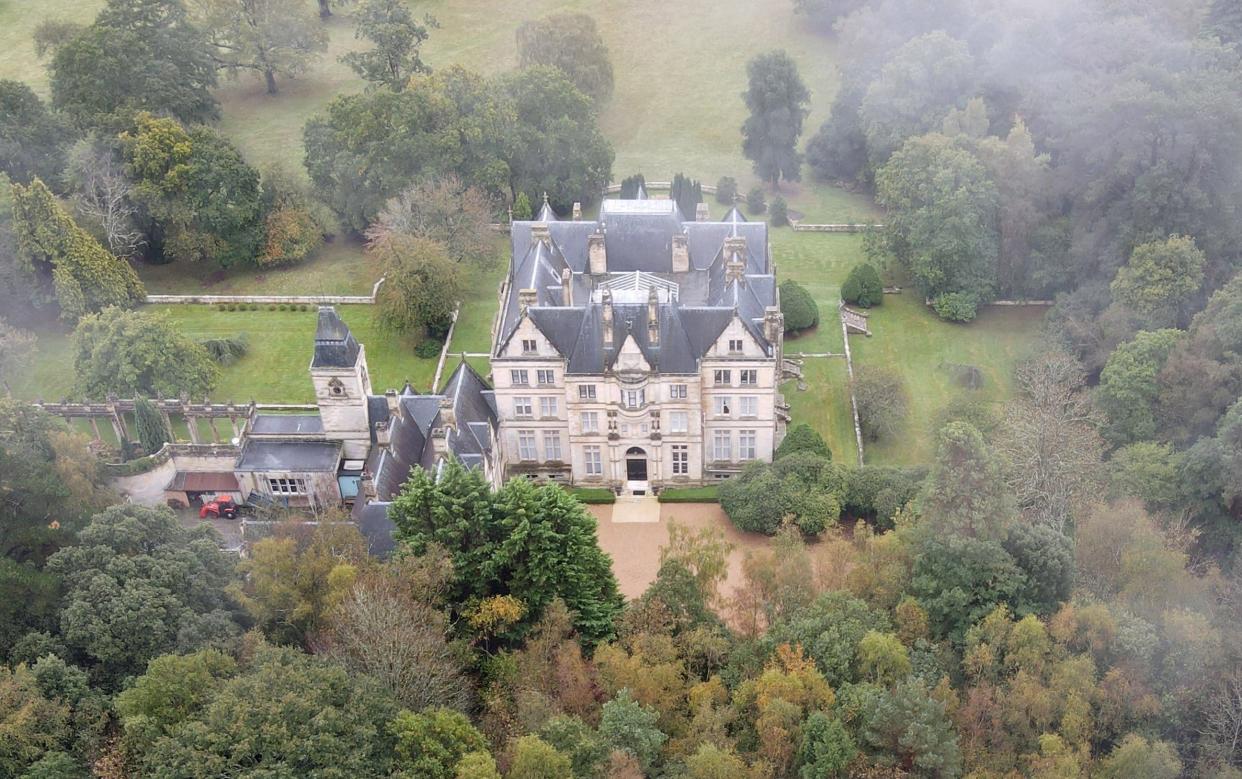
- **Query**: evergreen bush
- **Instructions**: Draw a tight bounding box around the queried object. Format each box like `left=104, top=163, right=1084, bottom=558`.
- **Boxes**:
left=841, top=263, right=884, bottom=307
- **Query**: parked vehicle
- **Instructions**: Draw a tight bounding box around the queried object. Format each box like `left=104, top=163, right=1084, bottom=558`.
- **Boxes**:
left=200, top=496, right=240, bottom=519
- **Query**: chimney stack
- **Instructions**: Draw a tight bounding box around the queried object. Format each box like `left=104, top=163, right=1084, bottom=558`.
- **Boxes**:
left=530, top=222, right=550, bottom=245
left=602, top=289, right=614, bottom=347
left=572, top=202, right=582, bottom=221
left=764, top=305, right=783, bottom=345
left=671, top=232, right=689, bottom=273
left=588, top=229, right=607, bottom=274
left=438, top=395, right=457, bottom=432
left=385, top=388, right=400, bottom=417
left=724, top=235, right=747, bottom=283
left=695, top=202, right=709, bottom=222
left=647, top=286, right=660, bottom=346
left=518, top=288, right=537, bottom=314
left=560, top=267, right=573, bottom=306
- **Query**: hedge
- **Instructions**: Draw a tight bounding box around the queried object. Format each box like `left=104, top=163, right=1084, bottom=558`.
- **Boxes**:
left=658, top=485, right=719, bottom=503
left=567, top=487, right=616, bottom=504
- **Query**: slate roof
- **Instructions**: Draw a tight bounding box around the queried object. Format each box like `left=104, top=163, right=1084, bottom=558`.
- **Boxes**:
left=354, top=501, right=397, bottom=557
left=312, top=307, right=360, bottom=368
left=364, top=361, right=498, bottom=503
left=250, top=414, right=324, bottom=435
left=498, top=197, right=776, bottom=372
left=236, top=440, right=341, bottom=472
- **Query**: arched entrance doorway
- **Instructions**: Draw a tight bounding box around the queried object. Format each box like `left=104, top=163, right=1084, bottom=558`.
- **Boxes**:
left=625, top=446, right=648, bottom=482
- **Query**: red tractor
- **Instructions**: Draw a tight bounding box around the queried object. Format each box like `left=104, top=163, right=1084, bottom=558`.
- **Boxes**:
left=200, top=496, right=240, bottom=519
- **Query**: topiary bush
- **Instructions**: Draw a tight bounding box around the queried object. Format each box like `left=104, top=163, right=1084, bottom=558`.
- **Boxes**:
left=715, top=176, right=738, bottom=205
left=780, top=279, right=819, bottom=334
left=775, top=423, right=831, bottom=460
left=268, top=304, right=277, bottom=311
left=746, top=186, right=766, bottom=214
left=931, top=291, right=979, bottom=322
left=217, top=304, right=228, bottom=312
left=769, top=196, right=788, bottom=226
left=841, top=263, right=884, bottom=308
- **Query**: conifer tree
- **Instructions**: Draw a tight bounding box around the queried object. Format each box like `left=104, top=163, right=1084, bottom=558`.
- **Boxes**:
left=134, top=397, right=170, bottom=455
left=10, top=178, right=144, bottom=322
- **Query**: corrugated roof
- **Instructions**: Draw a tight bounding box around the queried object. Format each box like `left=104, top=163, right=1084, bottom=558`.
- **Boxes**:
left=165, top=471, right=240, bottom=493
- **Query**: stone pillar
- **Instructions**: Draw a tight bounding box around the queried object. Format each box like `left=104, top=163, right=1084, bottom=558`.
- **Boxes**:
left=89, top=416, right=102, bottom=442
left=187, top=416, right=202, bottom=444
left=159, top=407, right=175, bottom=441
left=207, top=417, right=221, bottom=443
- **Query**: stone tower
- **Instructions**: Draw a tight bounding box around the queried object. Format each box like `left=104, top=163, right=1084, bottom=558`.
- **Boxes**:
left=310, top=306, right=373, bottom=460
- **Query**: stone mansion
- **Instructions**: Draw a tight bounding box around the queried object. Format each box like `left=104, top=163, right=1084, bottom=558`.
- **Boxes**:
left=135, top=192, right=787, bottom=551
left=492, top=194, right=789, bottom=493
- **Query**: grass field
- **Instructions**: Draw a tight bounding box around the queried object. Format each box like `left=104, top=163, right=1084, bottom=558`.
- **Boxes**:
left=9, top=305, right=441, bottom=404
left=135, top=238, right=383, bottom=296
left=768, top=229, right=1045, bottom=466
left=0, top=0, right=877, bottom=224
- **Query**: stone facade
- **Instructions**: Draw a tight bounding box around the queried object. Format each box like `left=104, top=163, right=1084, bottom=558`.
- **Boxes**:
left=492, top=196, right=787, bottom=493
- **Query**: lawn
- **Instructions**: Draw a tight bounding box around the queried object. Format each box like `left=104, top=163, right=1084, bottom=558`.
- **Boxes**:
left=136, top=237, right=382, bottom=296
left=9, top=305, right=441, bottom=404
left=770, top=230, right=1046, bottom=467
left=849, top=296, right=1047, bottom=465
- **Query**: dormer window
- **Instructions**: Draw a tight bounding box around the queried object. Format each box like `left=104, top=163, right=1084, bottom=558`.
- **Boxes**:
left=327, top=378, right=346, bottom=397
left=728, top=339, right=744, bottom=354
left=522, top=339, right=538, bottom=354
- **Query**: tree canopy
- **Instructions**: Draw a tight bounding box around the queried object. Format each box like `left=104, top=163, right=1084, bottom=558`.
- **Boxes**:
left=304, top=67, right=513, bottom=233
left=10, top=178, right=145, bottom=322
left=72, top=307, right=220, bottom=399
left=503, top=66, right=614, bottom=211
left=741, top=50, right=809, bottom=187
left=516, top=13, right=614, bottom=103
left=50, top=0, right=219, bottom=128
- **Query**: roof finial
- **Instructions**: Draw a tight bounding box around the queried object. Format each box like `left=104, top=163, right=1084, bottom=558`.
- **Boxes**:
left=542, top=191, right=549, bottom=206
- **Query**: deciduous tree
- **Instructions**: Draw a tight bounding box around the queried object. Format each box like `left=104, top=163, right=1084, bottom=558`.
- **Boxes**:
left=72, top=307, right=219, bottom=398
left=859, top=32, right=976, bottom=166
left=852, top=366, right=908, bottom=442
left=342, top=0, right=434, bottom=91
left=320, top=553, right=471, bottom=712
left=193, top=0, right=327, bottom=94
left=503, top=66, right=614, bottom=211
left=995, top=349, right=1103, bottom=531
left=366, top=176, right=495, bottom=265
left=1096, top=329, right=1182, bottom=446
left=50, top=0, right=219, bottom=128
left=516, top=14, right=614, bottom=103
left=1110, top=235, right=1206, bottom=329
left=873, top=133, right=998, bottom=321
left=741, top=50, right=809, bottom=188
left=121, top=113, right=264, bottom=266
left=372, top=235, right=461, bottom=336
left=64, top=134, right=145, bottom=260
left=304, top=67, right=513, bottom=232
left=0, top=81, right=71, bottom=186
